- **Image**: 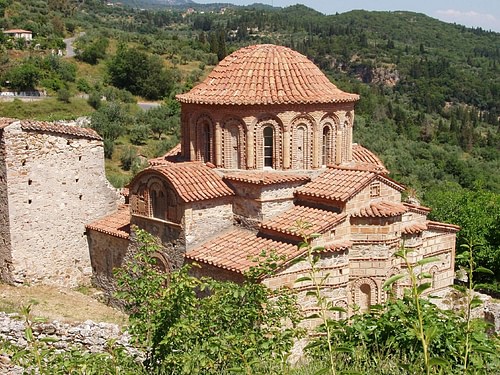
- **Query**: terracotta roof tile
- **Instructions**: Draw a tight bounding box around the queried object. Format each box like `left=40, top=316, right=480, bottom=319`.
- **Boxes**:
left=85, top=205, right=131, bottom=239
left=352, top=200, right=408, bottom=218
left=260, top=205, right=347, bottom=238
left=149, top=143, right=182, bottom=166
left=176, top=44, right=359, bottom=106
left=351, top=144, right=389, bottom=174
left=296, top=167, right=376, bottom=202
left=138, top=162, right=234, bottom=203
left=223, top=171, right=310, bottom=185
left=0, top=118, right=101, bottom=140
left=403, top=202, right=432, bottom=213
left=185, top=228, right=298, bottom=274
left=323, top=240, right=352, bottom=252
left=3, top=29, right=32, bottom=33
left=402, top=222, right=428, bottom=235
left=427, top=221, right=460, bottom=233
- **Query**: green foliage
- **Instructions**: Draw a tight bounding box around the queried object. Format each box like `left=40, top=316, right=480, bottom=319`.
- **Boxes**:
left=75, top=34, right=109, bottom=65
left=107, top=45, right=180, bottom=100
left=425, top=185, right=500, bottom=286
left=56, top=87, right=70, bottom=102
left=114, top=227, right=302, bottom=374
left=5, top=63, right=41, bottom=90
left=90, top=101, right=132, bottom=158
left=5, top=304, right=146, bottom=375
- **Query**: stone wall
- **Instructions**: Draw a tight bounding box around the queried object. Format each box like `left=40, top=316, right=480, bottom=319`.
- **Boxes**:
left=0, top=129, right=13, bottom=283
left=184, top=197, right=234, bottom=249
left=2, top=123, right=120, bottom=286
left=131, top=215, right=185, bottom=269
left=87, top=230, right=129, bottom=292
left=0, top=312, right=141, bottom=374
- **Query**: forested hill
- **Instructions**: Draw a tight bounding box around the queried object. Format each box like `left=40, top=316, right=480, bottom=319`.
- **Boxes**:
left=0, top=0, right=499, bottom=193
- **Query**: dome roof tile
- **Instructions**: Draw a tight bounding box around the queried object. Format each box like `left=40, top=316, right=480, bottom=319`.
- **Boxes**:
left=176, top=44, right=359, bottom=106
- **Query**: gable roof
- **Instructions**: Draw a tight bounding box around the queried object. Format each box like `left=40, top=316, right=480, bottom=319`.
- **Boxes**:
left=295, top=167, right=376, bottom=202
left=185, top=228, right=298, bottom=274
left=133, top=162, right=234, bottom=203
left=223, top=171, right=310, bottom=186
left=85, top=205, right=131, bottom=239
left=176, top=44, right=359, bottom=106
left=260, top=205, right=347, bottom=239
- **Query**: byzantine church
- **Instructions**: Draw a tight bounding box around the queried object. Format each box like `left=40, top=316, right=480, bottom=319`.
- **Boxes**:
left=87, top=44, right=458, bottom=315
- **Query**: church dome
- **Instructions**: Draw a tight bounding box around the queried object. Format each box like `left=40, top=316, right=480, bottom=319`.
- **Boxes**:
left=176, top=44, right=359, bottom=106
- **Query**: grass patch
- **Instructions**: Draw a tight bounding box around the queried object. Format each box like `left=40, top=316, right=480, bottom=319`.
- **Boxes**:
left=0, top=97, right=94, bottom=121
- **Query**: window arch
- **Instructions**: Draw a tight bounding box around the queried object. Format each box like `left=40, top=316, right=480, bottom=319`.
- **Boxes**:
left=341, top=121, right=349, bottom=162
left=222, top=119, right=245, bottom=169
left=322, top=125, right=335, bottom=166
left=196, top=115, right=214, bottom=163
left=352, top=277, right=378, bottom=312
left=150, top=182, right=167, bottom=221
left=263, top=126, right=274, bottom=168
left=294, top=125, right=307, bottom=169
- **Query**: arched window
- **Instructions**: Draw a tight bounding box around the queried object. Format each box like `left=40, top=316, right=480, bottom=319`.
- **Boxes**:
left=359, top=283, right=371, bottom=312
left=294, top=125, right=307, bottom=169
left=341, top=122, right=349, bottom=162
left=202, top=123, right=211, bottom=163
left=150, top=183, right=167, bottom=221
left=263, top=126, right=274, bottom=168
left=224, top=123, right=242, bottom=169
left=322, top=126, right=332, bottom=166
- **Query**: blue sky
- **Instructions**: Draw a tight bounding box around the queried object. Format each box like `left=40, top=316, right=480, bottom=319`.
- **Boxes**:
left=194, top=0, right=500, bottom=32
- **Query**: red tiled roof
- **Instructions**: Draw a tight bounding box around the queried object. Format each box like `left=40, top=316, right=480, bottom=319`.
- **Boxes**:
left=260, top=205, right=346, bottom=238
left=135, top=162, right=234, bottom=203
left=402, top=222, right=428, bottom=235
left=0, top=118, right=101, bottom=140
left=351, top=144, right=388, bottom=174
left=352, top=200, right=408, bottom=218
left=185, top=228, right=298, bottom=274
left=296, top=167, right=376, bottom=202
left=403, top=202, right=432, bottom=213
left=85, top=205, right=131, bottom=239
left=323, top=240, right=352, bottom=252
left=149, top=143, right=182, bottom=166
left=223, top=171, right=310, bottom=185
left=3, top=29, right=32, bottom=34
left=176, top=44, right=359, bottom=106
left=427, top=221, right=460, bottom=233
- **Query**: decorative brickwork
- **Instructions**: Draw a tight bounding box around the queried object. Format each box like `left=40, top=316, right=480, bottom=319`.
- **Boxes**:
left=86, top=44, right=458, bottom=324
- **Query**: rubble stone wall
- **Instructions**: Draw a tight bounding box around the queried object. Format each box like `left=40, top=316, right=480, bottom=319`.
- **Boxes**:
left=2, top=123, right=119, bottom=286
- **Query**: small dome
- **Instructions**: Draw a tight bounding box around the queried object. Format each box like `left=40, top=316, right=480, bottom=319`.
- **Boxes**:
left=176, top=44, right=359, bottom=106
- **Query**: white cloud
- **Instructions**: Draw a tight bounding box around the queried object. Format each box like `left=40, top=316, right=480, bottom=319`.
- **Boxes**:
left=435, top=9, right=499, bottom=31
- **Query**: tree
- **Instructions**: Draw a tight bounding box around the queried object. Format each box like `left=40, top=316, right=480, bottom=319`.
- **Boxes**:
left=75, top=36, right=108, bottom=65
left=114, top=228, right=301, bottom=374
left=107, top=46, right=178, bottom=100
left=6, top=63, right=41, bottom=91
left=90, top=102, right=131, bottom=158
left=425, top=183, right=500, bottom=288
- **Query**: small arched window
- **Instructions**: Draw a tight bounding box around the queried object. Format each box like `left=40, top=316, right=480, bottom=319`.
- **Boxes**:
left=263, top=126, right=274, bottom=168
left=322, top=126, right=331, bottom=166
left=202, top=123, right=211, bottom=163
left=150, top=183, right=167, bottom=221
